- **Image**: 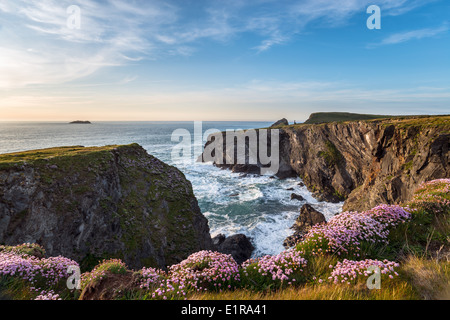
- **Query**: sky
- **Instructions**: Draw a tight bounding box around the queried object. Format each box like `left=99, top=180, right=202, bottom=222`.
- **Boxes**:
left=0, top=0, right=449, bottom=122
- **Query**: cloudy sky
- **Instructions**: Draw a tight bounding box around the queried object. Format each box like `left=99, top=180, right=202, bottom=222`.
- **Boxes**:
left=1, top=0, right=449, bottom=121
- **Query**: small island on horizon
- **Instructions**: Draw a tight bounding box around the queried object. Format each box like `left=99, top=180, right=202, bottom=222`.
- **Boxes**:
left=69, top=120, right=91, bottom=124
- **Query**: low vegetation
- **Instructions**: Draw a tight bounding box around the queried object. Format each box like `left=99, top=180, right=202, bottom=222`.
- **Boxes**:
left=303, top=112, right=393, bottom=124
left=1, top=179, right=449, bottom=300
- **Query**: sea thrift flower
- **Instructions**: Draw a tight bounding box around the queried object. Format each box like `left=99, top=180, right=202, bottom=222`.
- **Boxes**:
left=410, top=179, right=450, bottom=212
left=0, top=244, right=79, bottom=300
left=168, top=251, right=240, bottom=292
left=242, top=249, right=307, bottom=283
left=300, top=205, right=412, bottom=257
left=34, top=290, right=61, bottom=300
left=328, top=259, right=400, bottom=284
left=140, top=267, right=166, bottom=290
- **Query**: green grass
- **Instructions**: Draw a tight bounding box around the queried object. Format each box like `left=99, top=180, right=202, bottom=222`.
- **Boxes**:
left=304, top=112, right=394, bottom=124
left=272, top=114, right=450, bottom=132
left=0, top=144, right=129, bottom=168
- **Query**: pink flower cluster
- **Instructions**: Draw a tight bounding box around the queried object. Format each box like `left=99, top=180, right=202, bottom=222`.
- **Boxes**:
left=366, top=204, right=412, bottom=228
left=0, top=251, right=41, bottom=283
left=140, top=251, right=240, bottom=300
left=34, top=290, right=61, bottom=300
left=302, top=205, right=411, bottom=256
left=0, top=246, right=78, bottom=300
left=0, top=250, right=78, bottom=287
left=410, top=179, right=450, bottom=212
left=242, top=249, right=307, bottom=282
left=328, top=259, right=400, bottom=284
left=139, top=267, right=165, bottom=290
left=168, top=250, right=240, bottom=290
left=417, top=178, right=450, bottom=191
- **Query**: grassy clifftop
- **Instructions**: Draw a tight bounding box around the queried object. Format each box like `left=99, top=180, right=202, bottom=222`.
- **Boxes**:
left=301, top=112, right=450, bottom=128
left=303, top=112, right=392, bottom=124
left=0, top=143, right=213, bottom=272
left=0, top=145, right=121, bottom=166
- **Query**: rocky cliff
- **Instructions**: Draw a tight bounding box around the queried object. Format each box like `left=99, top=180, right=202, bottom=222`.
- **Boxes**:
left=0, top=144, right=214, bottom=270
left=200, top=116, right=450, bottom=211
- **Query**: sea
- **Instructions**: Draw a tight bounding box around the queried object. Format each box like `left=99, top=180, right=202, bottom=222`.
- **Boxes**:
left=0, top=121, right=343, bottom=257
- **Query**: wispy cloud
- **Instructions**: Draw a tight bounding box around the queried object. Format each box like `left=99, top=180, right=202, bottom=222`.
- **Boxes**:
left=371, top=24, right=449, bottom=47
left=0, top=0, right=176, bottom=88
left=0, top=0, right=440, bottom=89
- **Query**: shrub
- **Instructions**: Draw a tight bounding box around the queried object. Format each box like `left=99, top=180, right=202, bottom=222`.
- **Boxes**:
left=168, top=251, right=240, bottom=293
left=241, top=249, right=307, bottom=289
left=328, top=259, right=400, bottom=285
left=296, top=205, right=412, bottom=259
left=0, top=247, right=78, bottom=299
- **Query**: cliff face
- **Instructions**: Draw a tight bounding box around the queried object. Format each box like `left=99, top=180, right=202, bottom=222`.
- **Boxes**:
left=200, top=116, right=450, bottom=211
left=0, top=144, right=213, bottom=270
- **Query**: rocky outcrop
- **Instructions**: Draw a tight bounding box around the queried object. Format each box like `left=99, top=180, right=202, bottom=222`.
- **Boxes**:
left=0, top=144, right=214, bottom=270
left=290, top=193, right=305, bottom=201
left=293, top=204, right=327, bottom=229
left=212, top=233, right=254, bottom=264
left=271, top=118, right=289, bottom=127
left=283, top=204, right=326, bottom=248
left=200, top=116, right=450, bottom=211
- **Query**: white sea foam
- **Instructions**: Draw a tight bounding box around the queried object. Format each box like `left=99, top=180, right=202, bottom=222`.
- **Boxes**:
left=0, top=121, right=343, bottom=258
left=183, top=161, right=343, bottom=257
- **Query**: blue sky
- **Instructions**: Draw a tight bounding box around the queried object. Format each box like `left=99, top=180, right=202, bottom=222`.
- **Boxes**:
left=0, top=0, right=449, bottom=121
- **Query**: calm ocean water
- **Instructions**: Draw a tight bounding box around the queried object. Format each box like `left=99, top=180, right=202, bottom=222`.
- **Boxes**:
left=0, top=121, right=343, bottom=256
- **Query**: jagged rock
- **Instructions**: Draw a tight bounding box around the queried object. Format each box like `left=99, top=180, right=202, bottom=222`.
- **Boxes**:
left=214, top=234, right=254, bottom=265
left=290, top=193, right=305, bottom=201
left=200, top=115, right=450, bottom=211
left=270, top=118, right=289, bottom=127
left=293, top=204, right=326, bottom=230
left=0, top=144, right=214, bottom=270
left=283, top=204, right=326, bottom=249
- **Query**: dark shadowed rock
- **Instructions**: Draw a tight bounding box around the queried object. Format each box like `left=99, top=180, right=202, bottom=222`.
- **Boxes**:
left=212, top=233, right=226, bottom=247
left=283, top=204, right=326, bottom=249
left=214, top=234, right=255, bottom=264
left=290, top=193, right=305, bottom=201
left=0, top=144, right=214, bottom=270
left=294, top=204, right=326, bottom=230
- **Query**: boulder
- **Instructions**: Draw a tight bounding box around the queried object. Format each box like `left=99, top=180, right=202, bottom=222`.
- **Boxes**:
left=283, top=204, right=326, bottom=248
left=213, top=234, right=254, bottom=265
left=293, top=204, right=326, bottom=230
left=290, top=193, right=305, bottom=201
left=212, top=233, right=226, bottom=247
